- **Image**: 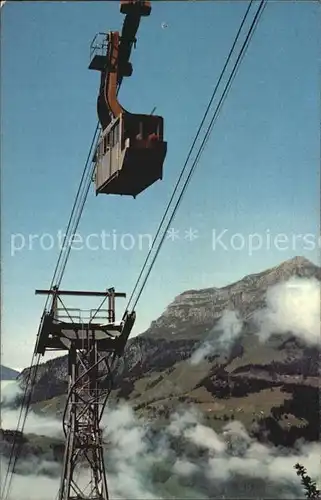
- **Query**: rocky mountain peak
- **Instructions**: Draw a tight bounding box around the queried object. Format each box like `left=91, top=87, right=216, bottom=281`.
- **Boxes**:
left=145, top=256, right=320, bottom=338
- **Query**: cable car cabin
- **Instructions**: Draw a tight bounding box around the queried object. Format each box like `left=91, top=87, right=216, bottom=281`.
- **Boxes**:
left=93, top=113, right=167, bottom=197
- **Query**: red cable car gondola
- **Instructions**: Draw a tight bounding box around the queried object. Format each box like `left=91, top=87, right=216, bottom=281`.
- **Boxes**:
left=89, top=1, right=167, bottom=198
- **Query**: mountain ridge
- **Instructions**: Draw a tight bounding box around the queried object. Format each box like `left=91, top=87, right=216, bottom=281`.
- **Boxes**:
left=0, top=365, right=20, bottom=381
left=143, top=254, right=320, bottom=339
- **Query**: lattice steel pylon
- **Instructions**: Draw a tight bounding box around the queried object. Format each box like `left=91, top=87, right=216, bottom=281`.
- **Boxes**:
left=35, top=287, right=135, bottom=500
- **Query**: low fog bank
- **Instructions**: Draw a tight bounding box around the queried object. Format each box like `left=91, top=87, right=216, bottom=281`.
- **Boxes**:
left=1, top=381, right=62, bottom=439
left=103, top=404, right=320, bottom=499
left=1, top=403, right=320, bottom=499
left=1, top=380, right=23, bottom=407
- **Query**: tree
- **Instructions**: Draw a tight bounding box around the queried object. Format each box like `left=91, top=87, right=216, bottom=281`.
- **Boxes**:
left=294, top=463, right=320, bottom=498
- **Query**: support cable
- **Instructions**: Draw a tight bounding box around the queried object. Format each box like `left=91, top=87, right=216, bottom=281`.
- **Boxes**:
left=51, top=122, right=100, bottom=290
left=125, top=0, right=254, bottom=311
left=1, top=123, right=100, bottom=500
left=128, top=0, right=267, bottom=312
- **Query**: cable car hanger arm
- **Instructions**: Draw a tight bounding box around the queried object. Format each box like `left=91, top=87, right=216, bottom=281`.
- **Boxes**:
left=90, top=1, right=151, bottom=128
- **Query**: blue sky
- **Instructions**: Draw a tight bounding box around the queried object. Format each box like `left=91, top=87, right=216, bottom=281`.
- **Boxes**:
left=1, top=0, right=320, bottom=370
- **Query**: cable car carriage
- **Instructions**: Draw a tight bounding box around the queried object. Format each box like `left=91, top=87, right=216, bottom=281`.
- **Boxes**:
left=93, top=112, right=166, bottom=197
left=89, top=1, right=166, bottom=198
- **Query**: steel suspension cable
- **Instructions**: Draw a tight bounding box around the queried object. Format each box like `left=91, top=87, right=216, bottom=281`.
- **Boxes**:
left=125, top=0, right=254, bottom=312
left=52, top=122, right=100, bottom=290
left=130, top=0, right=267, bottom=312
left=1, top=123, right=100, bottom=500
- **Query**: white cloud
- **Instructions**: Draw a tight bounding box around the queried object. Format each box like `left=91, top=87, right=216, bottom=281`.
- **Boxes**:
left=1, top=384, right=62, bottom=438
left=0, top=462, right=60, bottom=500
left=173, top=458, right=199, bottom=476
left=1, top=407, right=62, bottom=438
left=185, top=423, right=226, bottom=454
left=190, top=277, right=320, bottom=367
left=190, top=309, right=243, bottom=365
left=1, top=381, right=23, bottom=406
left=253, top=277, right=320, bottom=346
left=167, top=406, right=200, bottom=436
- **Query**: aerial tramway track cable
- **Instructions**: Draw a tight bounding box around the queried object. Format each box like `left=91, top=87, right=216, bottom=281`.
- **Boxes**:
left=125, top=0, right=255, bottom=312
left=50, top=122, right=101, bottom=290
left=1, top=124, right=100, bottom=500
left=2, top=1, right=267, bottom=497
left=3, top=86, right=120, bottom=498
left=127, top=0, right=267, bottom=313
left=2, top=76, right=120, bottom=500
